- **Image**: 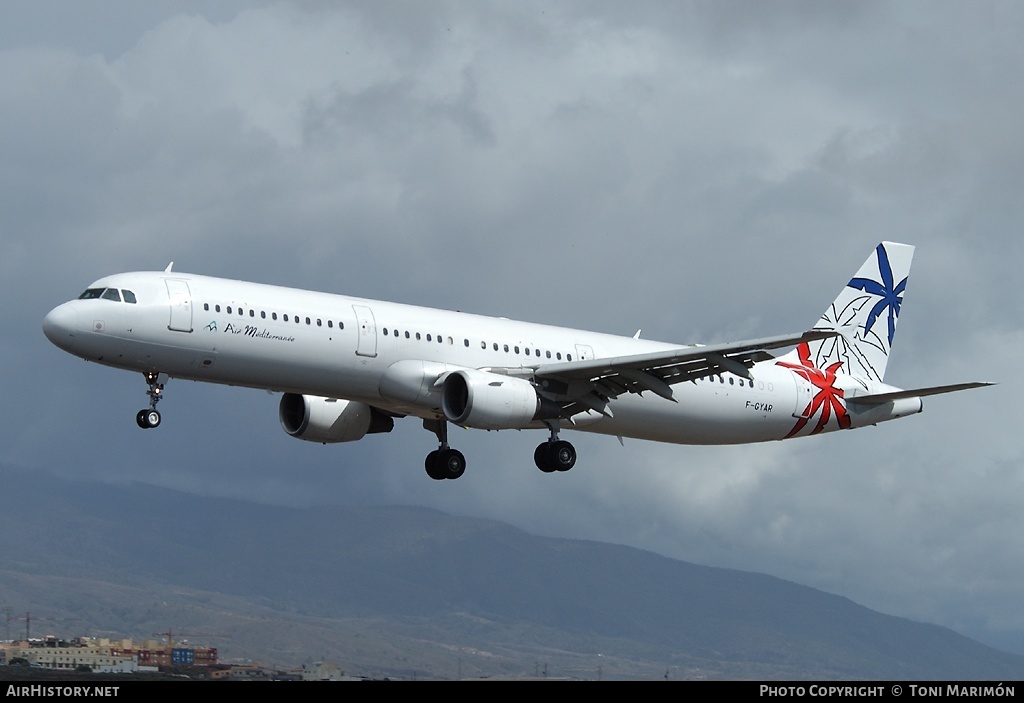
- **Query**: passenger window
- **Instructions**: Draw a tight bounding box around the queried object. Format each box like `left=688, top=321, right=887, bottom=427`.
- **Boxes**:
left=535, top=349, right=541, bottom=357
left=122, top=290, right=137, bottom=304
left=503, top=344, right=509, bottom=352
left=306, top=317, right=311, bottom=325
left=216, top=305, right=222, bottom=313
left=250, top=310, right=255, bottom=317
left=405, top=331, right=410, bottom=339
left=227, top=306, right=233, bottom=314
left=567, top=354, right=572, bottom=361
left=426, top=334, right=432, bottom=342
left=204, top=303, right=210, bottom=311
left=546, top=351, right=551, bottom=359
left=101, top=288, right=121, bottom=302
left=464, top=339, right=470, bottom=347
left=261, top=311, right=266, bottom=319
left=284, top=314, right=289, bottom=322
left=556, top=352, right=562, bottom=360
left=272, top=313, right=278, bottom=320
left=515, top=346, right=520, bottom=354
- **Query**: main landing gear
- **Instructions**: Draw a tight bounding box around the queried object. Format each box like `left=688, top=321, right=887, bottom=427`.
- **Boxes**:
left=421, top=418, right=578, bottom=480
left=136, top=371, right=166, bottom=429
left=534, top=421, right=576, bottom=473
left=423, top=418, right=466, bottom=481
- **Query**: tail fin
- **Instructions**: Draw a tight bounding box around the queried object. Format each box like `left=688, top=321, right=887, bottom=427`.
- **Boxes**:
left=802, top=242, right=914, bottom=382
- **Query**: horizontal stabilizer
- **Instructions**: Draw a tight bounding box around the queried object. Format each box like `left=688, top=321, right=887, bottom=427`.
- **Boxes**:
left=847, top=381, right=994, bottom=405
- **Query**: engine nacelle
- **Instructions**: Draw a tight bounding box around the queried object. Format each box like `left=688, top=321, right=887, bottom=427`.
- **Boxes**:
left=279, top=393, right=393, bottom=443
left=441, top=369, right=543, bottom=430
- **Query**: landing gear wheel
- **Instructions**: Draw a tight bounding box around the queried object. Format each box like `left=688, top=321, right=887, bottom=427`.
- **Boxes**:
left=440, top=448, right=466, bottom=480
left=136, top=409, right=161, bottom=429
left=549, top=440, right=576, bottom=472
left=422, top=418, right=466, bottom=480
left=425, top=450, right=446, bottom=480
left=425, top=448, right=467, bottom=480
left=535, top=443, right=557, bottom=473
left=534, top=440, right=576, bottom=473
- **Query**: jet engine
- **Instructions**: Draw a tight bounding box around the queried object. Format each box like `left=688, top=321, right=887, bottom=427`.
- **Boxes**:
left=279, top=393, right=393, bottom=443
left=441, top=369, right=557, bottom=430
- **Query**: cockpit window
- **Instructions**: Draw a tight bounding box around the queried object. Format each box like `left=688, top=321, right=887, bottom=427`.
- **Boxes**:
left=78, top=287, right=137, bottom=303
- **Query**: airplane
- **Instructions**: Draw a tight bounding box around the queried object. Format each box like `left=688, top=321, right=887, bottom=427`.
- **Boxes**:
left=43, top=242, right=991, bottom=480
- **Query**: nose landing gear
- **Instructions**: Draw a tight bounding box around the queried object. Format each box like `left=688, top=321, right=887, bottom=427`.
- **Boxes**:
left=136, top=371, right=167, bottom=429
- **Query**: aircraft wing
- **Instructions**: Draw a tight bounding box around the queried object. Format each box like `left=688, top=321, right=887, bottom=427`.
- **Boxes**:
left=517, top=329, right=836, bottom=412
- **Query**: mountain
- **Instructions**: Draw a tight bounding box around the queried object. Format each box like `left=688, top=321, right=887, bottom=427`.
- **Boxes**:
left=1, top=465, right=1020, bottom=680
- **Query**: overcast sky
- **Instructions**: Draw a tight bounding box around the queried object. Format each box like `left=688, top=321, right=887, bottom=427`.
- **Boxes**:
left=3, top=1, right=1023, bottom=654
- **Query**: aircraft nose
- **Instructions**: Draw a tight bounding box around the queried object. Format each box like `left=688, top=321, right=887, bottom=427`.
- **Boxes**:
left=43, top=302, right=80, bottom=351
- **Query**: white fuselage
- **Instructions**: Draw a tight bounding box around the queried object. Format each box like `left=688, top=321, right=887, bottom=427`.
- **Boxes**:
left=43, top=270, right=917, bottom=448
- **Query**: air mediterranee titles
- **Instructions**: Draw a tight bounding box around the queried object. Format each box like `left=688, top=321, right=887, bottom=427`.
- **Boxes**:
left=218, top=321, right=296, bottom=343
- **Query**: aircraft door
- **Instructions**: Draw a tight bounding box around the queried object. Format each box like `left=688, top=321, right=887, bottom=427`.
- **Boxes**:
left=353, top=304, right=378, bottom=358
left=165, top=279, right=193, bottom=333
left=789, top=371, right=814, bottom=419
left=575, top=344, right=595, bottom=361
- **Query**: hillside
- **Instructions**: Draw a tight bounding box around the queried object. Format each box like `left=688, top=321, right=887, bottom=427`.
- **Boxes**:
left=1, top=466, right=1019, bottom=680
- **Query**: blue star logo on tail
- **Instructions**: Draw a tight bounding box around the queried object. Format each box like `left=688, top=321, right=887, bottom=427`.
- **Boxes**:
left=847, top=243, right=907, bottom=345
